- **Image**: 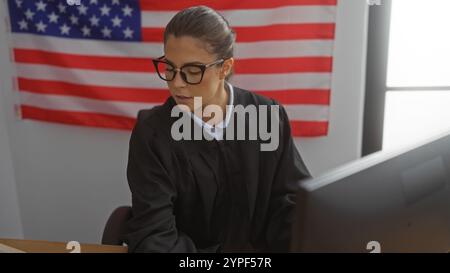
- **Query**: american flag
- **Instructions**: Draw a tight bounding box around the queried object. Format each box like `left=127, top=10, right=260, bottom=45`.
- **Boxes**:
left=6, top=0, right=337, bottom=137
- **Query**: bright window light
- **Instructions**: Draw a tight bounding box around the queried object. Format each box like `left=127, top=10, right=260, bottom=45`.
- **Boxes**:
left=383, top=91, right=450, bottom=151
left=387, top=0, right=450, bottom=87
left=383, top=0, right=450, bottom=151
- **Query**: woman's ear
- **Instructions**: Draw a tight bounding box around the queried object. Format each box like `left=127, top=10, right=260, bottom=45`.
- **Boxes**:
left=220, top=58, right=234, bottom=79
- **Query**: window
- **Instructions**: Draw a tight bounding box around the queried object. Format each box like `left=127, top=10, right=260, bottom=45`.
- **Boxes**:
left=382, top=0, right=450, bottom=150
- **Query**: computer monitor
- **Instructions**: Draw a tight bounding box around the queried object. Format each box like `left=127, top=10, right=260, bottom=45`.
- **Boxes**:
left=291, top=131, right=450, bottom=253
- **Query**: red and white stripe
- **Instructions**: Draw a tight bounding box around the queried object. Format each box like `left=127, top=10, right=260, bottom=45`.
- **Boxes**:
left=10, top=0, right=337, bottom=136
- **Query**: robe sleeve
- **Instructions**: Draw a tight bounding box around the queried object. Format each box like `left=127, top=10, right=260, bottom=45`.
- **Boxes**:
left=124, top=116, right=219, bottom=253
left=264, top=102, right=311, bottom=252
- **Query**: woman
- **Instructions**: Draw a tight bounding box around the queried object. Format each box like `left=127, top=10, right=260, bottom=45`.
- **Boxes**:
left=124, top=5, right=310, bottom=253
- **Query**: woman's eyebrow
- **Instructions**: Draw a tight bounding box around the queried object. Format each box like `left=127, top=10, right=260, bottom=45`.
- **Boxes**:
left=164, top=58, right=204, bottom=66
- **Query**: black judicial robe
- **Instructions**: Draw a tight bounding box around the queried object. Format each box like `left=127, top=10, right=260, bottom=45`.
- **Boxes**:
left=124, top=86, right=311, bottom=253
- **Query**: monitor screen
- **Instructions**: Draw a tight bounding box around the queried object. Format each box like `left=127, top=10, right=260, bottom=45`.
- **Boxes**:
left=291, top=131, right=450, bottom=253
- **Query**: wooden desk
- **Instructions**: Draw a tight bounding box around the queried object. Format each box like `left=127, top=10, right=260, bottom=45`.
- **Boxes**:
left=0, top=238, right=128, bottom=253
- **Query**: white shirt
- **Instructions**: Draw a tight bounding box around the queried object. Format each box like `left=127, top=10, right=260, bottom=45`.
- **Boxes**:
left=189, top=81, right=234, bottom=141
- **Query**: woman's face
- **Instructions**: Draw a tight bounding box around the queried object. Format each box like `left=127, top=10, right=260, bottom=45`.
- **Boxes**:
left=163, top=34, right=231, bottom=112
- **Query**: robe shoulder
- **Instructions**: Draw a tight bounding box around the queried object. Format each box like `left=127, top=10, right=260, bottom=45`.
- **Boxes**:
left=233, top=86, right=279, bottom=107
left=133, top=97, right=175, bottom=139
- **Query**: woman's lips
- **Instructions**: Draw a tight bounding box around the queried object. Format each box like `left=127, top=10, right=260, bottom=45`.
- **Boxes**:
left=175, top=95, right=193, bottom=101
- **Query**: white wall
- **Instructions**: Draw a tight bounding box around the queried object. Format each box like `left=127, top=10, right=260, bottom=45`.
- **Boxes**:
left=0, top=84, right=23, bottom=239
left=0, top=3, right=23, bottom=239
left=0, top=0, right=368, bottom=244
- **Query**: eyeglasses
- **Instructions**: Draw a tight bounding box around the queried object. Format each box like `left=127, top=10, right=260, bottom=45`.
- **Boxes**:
left=152, top=55, right=225, bottom=85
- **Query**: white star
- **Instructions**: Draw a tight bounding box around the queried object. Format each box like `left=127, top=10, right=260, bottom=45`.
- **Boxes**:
left=60, top=24, right=71, bottom=35
left=70, top=15, right=79, bottom=25
left=18, top=19, right=28, bottom=30
left=123, top=27, right=134, bottom=39
left=35, top=0, right=46, bottom=12
left=77, top=4, right=88, bottom=15
left=15, top=0, right=23, bottom=8
left=35, top=21, right=47, bottom=32
left=101, top=26, right=112, bottom=38
left=99, top=4, right=111, bottom=16
left=111, top=0, right=120, bottom=5
left=89, top=15, right=100, bottom=27
left=90, top=0, right=98, bottom=4
left=48, top=12, right=59, bottom=23
left=24, top=9, right=35, bottom=20
left=58, top=3, right=66, bottom=13
left=122, top=5, right=133, bottom=17
left=111, top=16, right=122, bottom=27
left=81, top=26, right=91, bottom=37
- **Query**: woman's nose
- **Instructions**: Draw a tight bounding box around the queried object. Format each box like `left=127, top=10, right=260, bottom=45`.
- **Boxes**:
left=172, top=69, right=187, bottom=88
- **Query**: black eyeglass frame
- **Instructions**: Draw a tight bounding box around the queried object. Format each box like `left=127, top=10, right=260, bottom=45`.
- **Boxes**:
left=152, top=55, right=225, bottom=85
